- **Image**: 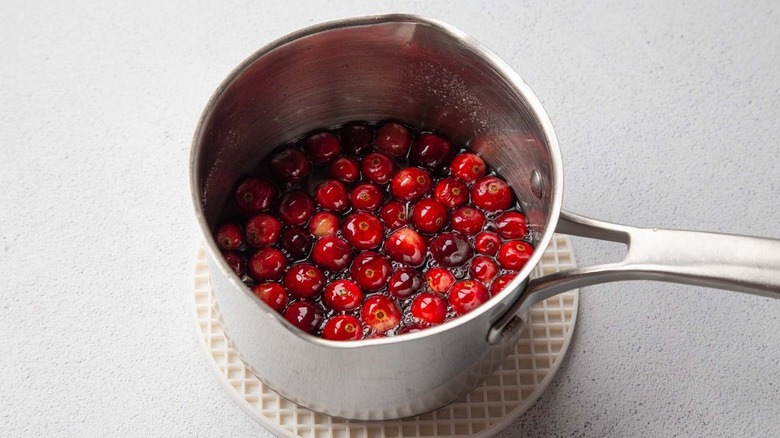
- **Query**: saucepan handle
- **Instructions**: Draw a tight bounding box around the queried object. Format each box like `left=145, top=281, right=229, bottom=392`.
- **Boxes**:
left=487, top=210, right=780, bottom=344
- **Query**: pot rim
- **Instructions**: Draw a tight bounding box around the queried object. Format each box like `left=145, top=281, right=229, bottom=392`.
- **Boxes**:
left=189, top=13, right=563, bottom=349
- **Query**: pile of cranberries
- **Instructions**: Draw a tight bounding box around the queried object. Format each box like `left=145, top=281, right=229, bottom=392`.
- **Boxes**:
left=213, top=121, right=534, bottom=341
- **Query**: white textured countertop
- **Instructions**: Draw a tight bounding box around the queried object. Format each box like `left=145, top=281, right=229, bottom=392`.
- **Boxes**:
left=2, top=1, right=778, bottom=437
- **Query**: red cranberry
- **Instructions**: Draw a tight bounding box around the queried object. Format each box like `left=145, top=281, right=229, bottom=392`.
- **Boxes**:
left=216, top=223, right=243, bottom=250
left=379, top=201, right=408, bottom=230
left=410, top=292, right=448, bottom=325
left=409, top=133, right=452, bottom=171
left=284, top=300, right=322, bottom=333
left=341, top=124, right=374, bottom=155
left=490, top=273, right=516, bottom=296
left=251, top=282, right=289, bottom=313
left=277, top=190, right=315, bottom=226
left=234, top=177, right=278, bottom=213
left=390, top=167, right=433, bottom=202
left=471, top=176, right=513, bottom=211
left=425, top=267, right=455, bottom=294
left=361, top=295, right=402, bottom=332
left=341, top=212, right=383, bottom=250
left=322, top=315, right=363, bottom=341
left=308, top=212, right=339, bottom=237
left=388, top=267, right=423, bottom=299
left=283, top=263, right=326, bottom=299
left=448, top=280, right=489, bottom=315
left=311, top=236, right=353, bottom=272
left=279, top=227, right=312, bottom=260
left=361, top=152, right=396, bottom=184
left=450, top=206, right=486, bottom=236
left=245, top=214, right=282, bottom=247
left=474, top=231, right=501, bottom=255
left=410, top=198, right=448, bottom=234
left=497, top=241, right=534, bottom=271
left=329, top=157, right=360, bottom=183
left=397, top=323, right=424, bottom=335
left=350, top=183, right=384, bottom=211
left=304, top=132, right=341, bottom=163
left=268, top=147, right=311, bottom=183
left=222, top=251, right=244, bottom=277
left=495, top=211, right=528, bottom=239
left=322, top=279, right=363, bottom=311
left=375, top=122, right=412, bottom=159
left=434, top=178, right=469, bottom=208
left=450, top=153, right=487, bottom=183
left=248, top=247, right=287, bottom=281
left=430, top=231, right=473, bottom=267
left=384, top=227, right=427, bottom=266
left=469, top=256, right=500, bottom=284
left=314, top=180, right=349, bottom=212
left=350, top=251, right=392, bottom=292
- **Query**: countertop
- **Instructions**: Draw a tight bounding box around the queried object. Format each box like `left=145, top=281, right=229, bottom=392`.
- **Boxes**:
left=1, top=1, right=778, bottom=437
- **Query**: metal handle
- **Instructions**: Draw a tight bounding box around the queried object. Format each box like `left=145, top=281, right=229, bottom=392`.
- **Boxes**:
left=487, top=210, right=780, bottom=344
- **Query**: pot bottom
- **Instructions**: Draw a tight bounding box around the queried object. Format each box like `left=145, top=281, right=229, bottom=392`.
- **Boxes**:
left=191, top=234, right=578, bottom=437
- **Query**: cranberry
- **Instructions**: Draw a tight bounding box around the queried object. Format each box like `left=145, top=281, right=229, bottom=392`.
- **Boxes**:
left=251, top=282, right=289, bottom=313
left=350, top=251, right=392, bottom=292
left=410, top=292, right=448, bottom=325
left=384, top=227, right=427, bottom=266
left=450, top=153, right=486, bottom=183
left=495, top=211, right=528, bottom=239
left=471, top=176, right=513, bottom=211
left=329, top=157, right=360, bottom=183
left=341, top=212, right=383, bottom=250
left=322, top=315, right=363, bottom=341
left=277, top=190, right=315, bottom=226
left=409, top=133, right=452, bottom=171
left=390, top=167, right=433, bottom=202
left=490, top=273, right=516, bottom=296
left=248, top=247, right=288, bottom=281
left=434, top=178, right=468, bottom=208
left=350, top=183, right=384, bottom=211
left=279, top=227, right=312, bottom=260
left=450, top=206, right=486, bottom=235
left=216, top=223, right=243, bottom=250
left=222, top=251, right=244, bottom=277
left=245, top=214, right=282, bottom=247
left=497, top=241, right=534, bottom=271
left=430, top=231, right=472, bottom=267
left=322, top=279, right=363, bottom=311
left=284, top=300, right=322, bottom=333
left=474, top=231, right=501, bottom=255
left=361, top=295, right=402, bottom=332
left=234, top=177, right=278, bottom=213
left=397, top=323, right=424, bottom=335
left=448, top=280, right=489, bottom=315
left=283, top=263, right=326, bottom=299
left=341, top=123, right=374, bottom=155
left=425, top=267, right=455, bottom=294
left=469, top=256, right=500, bottom=284
left=388, top=267, right=423, bottom=299
left=361, top=152, right=396, bottom=184
left=268, top=147, right=311, bottom=183
left=308, top=212, right=339, bottom=237
left=375, top=122, right=412, bottom=159
left=314, top=180, right=349, bottom=212
left=410, top=198, right=448, bottom=234
left=311, top=236, right=353, bottom=272
left=304, top=132, right=341, bottom=163
left=379, top=201, right=408, bottom=230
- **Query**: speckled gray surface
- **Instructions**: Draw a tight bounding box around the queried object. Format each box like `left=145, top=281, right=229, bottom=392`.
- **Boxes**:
left=1, top=1, right=778, bottom=437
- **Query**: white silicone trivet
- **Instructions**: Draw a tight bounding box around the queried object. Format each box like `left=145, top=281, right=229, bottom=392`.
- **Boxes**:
left=192, top=234, right=579, bottom=438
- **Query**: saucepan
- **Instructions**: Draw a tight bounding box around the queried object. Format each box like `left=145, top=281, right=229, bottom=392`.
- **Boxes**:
left=190, top=14, right=780, bottom=420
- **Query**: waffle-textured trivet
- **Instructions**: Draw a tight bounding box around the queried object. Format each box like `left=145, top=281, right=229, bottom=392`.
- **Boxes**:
left=192, top=234, right=578, bottom=437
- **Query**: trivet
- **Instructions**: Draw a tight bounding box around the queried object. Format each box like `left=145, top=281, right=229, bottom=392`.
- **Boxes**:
left=192, top=234, right=579, bottom=437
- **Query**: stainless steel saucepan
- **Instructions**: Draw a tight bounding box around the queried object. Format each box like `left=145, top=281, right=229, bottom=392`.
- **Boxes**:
left=190, top=14, right=780, bottom=420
